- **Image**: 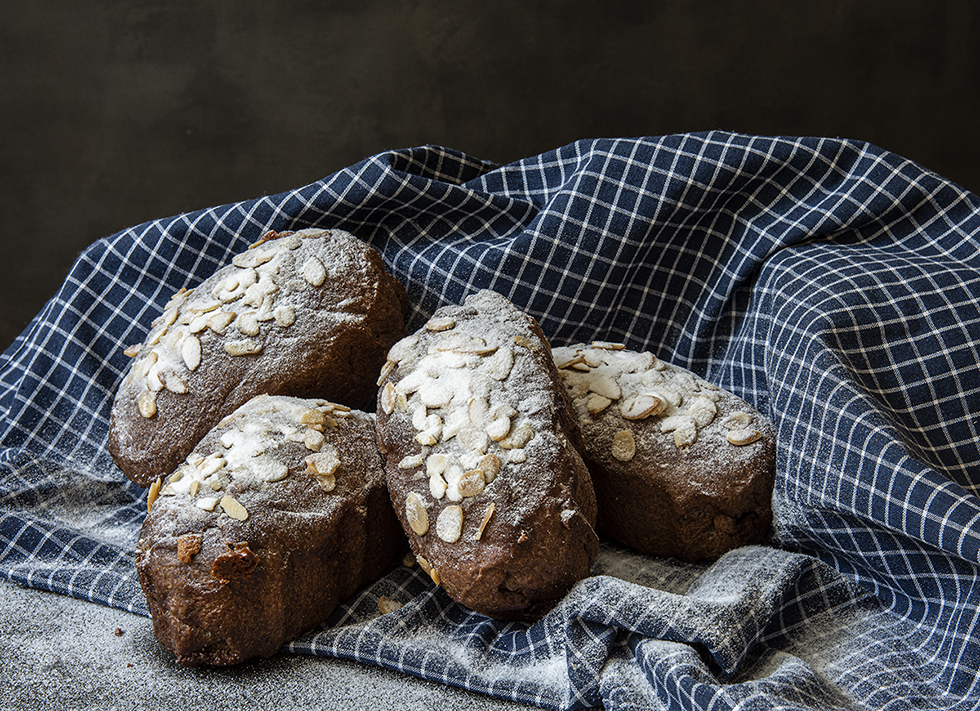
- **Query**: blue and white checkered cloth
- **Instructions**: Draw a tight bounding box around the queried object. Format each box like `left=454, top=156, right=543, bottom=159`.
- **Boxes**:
left=2, top=132, right=979, bottom=710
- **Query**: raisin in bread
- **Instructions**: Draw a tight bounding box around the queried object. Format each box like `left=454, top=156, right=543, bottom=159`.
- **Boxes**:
left=376, top=290, right=599, bottom=621
left=109, top=228, right=408, bottom=487
left=553, top=343, right=774, bottom=562
left=136, top=394, right=405, bottom=666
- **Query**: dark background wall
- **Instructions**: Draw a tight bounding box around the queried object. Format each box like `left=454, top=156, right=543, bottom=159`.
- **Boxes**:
left=3, top=1, right=979, bottom=352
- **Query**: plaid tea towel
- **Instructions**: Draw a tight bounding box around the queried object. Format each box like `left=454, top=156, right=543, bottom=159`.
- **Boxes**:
left=2, top=132, right=979, bottom=710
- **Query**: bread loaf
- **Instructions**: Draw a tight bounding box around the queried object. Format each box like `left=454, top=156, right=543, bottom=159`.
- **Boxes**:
left=376, top=290, right=599, bottom=621
left=109, top=228, right=408, bottom=487
left=553, top=343, right=774, bottom=562
left=136, top=394, right=406, bottom=666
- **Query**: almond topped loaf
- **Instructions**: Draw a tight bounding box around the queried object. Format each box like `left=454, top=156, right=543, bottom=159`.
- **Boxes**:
left=136, top=394, right=406, bottom=667
left=376, top=290, right=600, bottom=621
left=552, top=343, right=775, bottom=562
left=109, top=228, right=408, bottom=488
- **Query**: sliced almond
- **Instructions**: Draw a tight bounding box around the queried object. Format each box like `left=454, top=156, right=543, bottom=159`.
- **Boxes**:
left=405, top=492, right=429, bottom=535
left=485, top=417, right=512, bottom=442
left=195, top=497, right=218, bottom=512
left=474, top=502, right=495, bottom=541
left=376, top=359, right=396, bottom=386
left=237, top=312, right=261, bottom=336
left=621, top=393, right=666, bottom=420
left=302, top=256, right=327, bottom=286
left=147, top=477, right=162, bottom=511
left=477, top=453, right=500, bottom=483
left=304, top=428, right=326, bottom=452
left=587, top=394, right=612, bottom=415
left=380, top=382, right=398, bottom=415
left=436, top=505, right=463, bottom=543
left=485, top=346, right=515, bottom=381
left=589, top=374, right=622, bottom=400
left=220, top=495, right=248, bottom=521
left=398, top=454, right=424, bottom=470
left=429, top=471, right=447, bottom=499
left=163, top=371, right=188, bottom=394
left=457, top=469, right=486, bottom=498
left=723, top=411, right=755, bottom=429
left=137, top=389, right=157, bottom=419
left=425, top=316, right=456, bottom=332
left=728, top=428, right=763, bottom=446
left=592, top=341, right=626, bottom=350
left=306, top=448, right=341, bottom=477
left=181, top=335, right=202, bottom=371
left=673, top=421, right=698, bottom=448
left=687, top=396, right=718, bottom=428
left=225, top=339, right=263, bottom=356
left=611, top=429, right=636, bottom=462
left=274, top=304, right=296, bottom=327
left=499, top=422, right=534, bottom=450
left=124, top=344, right=141, bottom=358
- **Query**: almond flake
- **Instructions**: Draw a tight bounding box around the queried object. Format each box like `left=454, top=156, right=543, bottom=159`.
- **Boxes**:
left=728, top=428, right=763, bottom=446
left=304, top=428, right=326, bottom=451
left=306, top=448, right=341, bottom=477
left=302, top=256, right=327, bottom=286
left=381, top=382, right=398, bottom=415
left=499, top=422, right=534, bottom=450
left=220, top=495, right=248, bottom=521
left=137, top=389, right=157, bottom=419
left=377, top=359, right=396, bottom=386
left=621, top=393, right=665, bottom=420
left=611, top=429, right=636, bottom=462
left=405, top=492, right=429, bottom=535
left=425, top=316, right=456, bottom=332
left=398, top=454, right=424, bottom=470
left=592, top=341, right=626, bottom=350
left=436, top=505, right=464, bottom=543
left=589, top=374, right=622, bottom=400
left=237, top=312, right=261, bottom=336
left=485, top=417, right=512, bottom=442
left=457, top=469, right=486, bottom=498
left=673, top=421, right=698, bottom=448
left=587, top=394, right=612, bottom=415
left=196, top=497, right=218, bottom=511
left=474, top=502, right=495, bottom=541
left=723, top=411, right=755, bottom=429
left=147, top=477, right=161, bottom=511
left=274, top=304, right=296, bottom=327
left=225, top=339, right=263, bottom=356
left=181, top=335, right=202, bottom=371
left=477, top=453, right=500, bottom=483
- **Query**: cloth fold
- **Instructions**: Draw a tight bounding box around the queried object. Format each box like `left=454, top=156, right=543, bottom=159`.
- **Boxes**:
left=2, top=132, right=979, bottom=709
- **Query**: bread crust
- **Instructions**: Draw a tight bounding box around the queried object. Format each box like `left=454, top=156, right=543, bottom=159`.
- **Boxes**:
left=109, top=228, right=408, bottom=487
left=135, top=395, right=406, bottom=667
left=376, top=290, right=599, bottom=620
left=553, top=343, right=774, bottom=562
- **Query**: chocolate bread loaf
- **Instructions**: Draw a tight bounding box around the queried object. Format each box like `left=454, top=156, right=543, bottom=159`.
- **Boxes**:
left=553, top=343, right=774, bottom=562
left=109, top=228, right=408, bottom=487
left=136, top=394, right=405, bottom=666
left=376, top=290, right=599, bottom=621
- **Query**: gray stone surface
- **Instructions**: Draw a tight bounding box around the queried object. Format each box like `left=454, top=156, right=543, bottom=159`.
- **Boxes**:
left=0, top=577, right=529, bottom=711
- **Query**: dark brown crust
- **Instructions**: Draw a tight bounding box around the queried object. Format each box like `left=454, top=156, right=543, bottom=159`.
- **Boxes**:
left=555, top=345, right=774, bottom=562
left=109, top=228, right=408, bottom=487
left=376, top=290, right=599, bottom=621
left=135, top=396, right=406, bottom=667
